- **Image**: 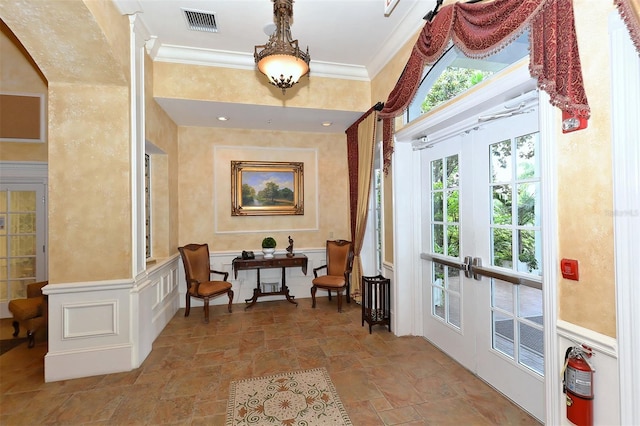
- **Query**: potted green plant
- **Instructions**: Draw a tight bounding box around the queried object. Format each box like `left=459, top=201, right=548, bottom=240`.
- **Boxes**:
left=261, top=237, right=277, bottom=258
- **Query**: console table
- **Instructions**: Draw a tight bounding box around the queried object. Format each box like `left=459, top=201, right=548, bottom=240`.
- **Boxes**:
left=232, top=253, right=308, bottom=310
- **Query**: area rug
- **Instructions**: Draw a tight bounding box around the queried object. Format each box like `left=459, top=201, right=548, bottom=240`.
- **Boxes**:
left=0, top=337, right=28, bottom=355
left=226, top=367, right=352, bottom=426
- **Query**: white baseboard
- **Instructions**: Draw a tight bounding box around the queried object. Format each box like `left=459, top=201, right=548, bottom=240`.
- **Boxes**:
left=44, top=344, right=133, bottom=382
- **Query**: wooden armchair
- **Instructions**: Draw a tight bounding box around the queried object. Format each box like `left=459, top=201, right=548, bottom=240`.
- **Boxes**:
left=178, top=243, right=233, bottom=323
left=8, top=280, right=48, bottom=348
left=311, top=240, right=353, bottom=312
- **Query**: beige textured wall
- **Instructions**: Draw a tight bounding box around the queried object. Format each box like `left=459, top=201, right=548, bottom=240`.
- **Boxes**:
left=145, top=53, right=179, bottom=259
left=178, top=127, right=349, bottom=252
left=0, top=21, right=47, bottom=161
left=557, top=0, right=616, bottom=337
left=154, top=62, right=370, bottom=112
left=1, top=0, right=134, bottom=283
left=48, top=82, right=131, bottom=282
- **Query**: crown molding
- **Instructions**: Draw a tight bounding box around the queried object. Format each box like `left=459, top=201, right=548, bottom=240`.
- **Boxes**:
left=153, top=44, right=370, bottom=81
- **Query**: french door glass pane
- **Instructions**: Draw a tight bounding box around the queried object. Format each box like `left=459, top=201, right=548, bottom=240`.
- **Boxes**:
left=433, top=192, right=443, bottom=221
left=449, top=293, right=461, bottom=328
left=492, top=279, right=513, bottom=313
left=0, top=189, right=38, bottom=301
left=519, top=321, right=544, bottom=374
left=517, top=182, right=539, bottom=226
left=516, top=133, right=540, bottom=179
left=493, top=310, right=515, bottom=358
left=432, top=263, right=445, bottom=320
left=492, top=184, right=512, bottom=224
left=447, top=225, right=459, bottom=257
left=432, top=159, right=443, bottom=188
left=10, top=212, right=35, bottom=233
left=431, top=262, right=462, bottom=329
left=492, top=227, right=512, bottom=268
left=517, top=229, right=541, bottom=274
left=488, top=131, right=543, bottom=376
left=429, top=154, right=462, bottom=328
left=446, top=155, right=459, bottom=187
left=9, top=191, right=36, bottom=210
left=490, top=139, right=512, bottom=182
left=518, top=285, right=544, bottom=373
left=433, top=224, right=444, bottom=254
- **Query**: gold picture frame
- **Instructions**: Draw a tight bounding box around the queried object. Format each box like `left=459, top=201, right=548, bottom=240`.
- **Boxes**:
left=231, top=161, right=304, bottom=216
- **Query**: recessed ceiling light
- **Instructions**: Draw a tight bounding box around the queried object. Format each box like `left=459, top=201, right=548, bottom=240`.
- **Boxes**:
left=217, top=116, right=228, bottom=121
left=321, top=121, right=332, bottom=127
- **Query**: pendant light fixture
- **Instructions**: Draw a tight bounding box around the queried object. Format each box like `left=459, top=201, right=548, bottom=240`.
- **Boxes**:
left=254, top=0, right=310, bottom=94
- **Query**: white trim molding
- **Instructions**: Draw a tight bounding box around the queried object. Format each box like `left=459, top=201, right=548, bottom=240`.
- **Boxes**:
left=43, top=256, right=180, bottom=381
left=0, top=161, right=47, bottom=182
left=610, top=11, right=640, bottom=426
left=538, top=90, right=561, bottom=426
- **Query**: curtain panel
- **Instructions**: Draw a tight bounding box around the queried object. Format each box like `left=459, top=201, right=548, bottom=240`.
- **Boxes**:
left=346, top=107, right=378, bottom=300
left=616, top=0, right=640, bottom=54
left=379, top=0, right=591, bottom=173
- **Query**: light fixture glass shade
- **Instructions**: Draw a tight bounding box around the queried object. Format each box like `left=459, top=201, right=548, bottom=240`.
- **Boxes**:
left=254, top=0, right=310, bottom=94
left=257, top=54, right=309, bottom=89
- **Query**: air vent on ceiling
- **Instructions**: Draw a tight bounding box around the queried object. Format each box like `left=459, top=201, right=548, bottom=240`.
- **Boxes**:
left=183, top=9, right=218, bottom=33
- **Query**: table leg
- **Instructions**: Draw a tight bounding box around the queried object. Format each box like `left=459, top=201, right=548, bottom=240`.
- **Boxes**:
left=244, top=268, right=262, bottom=310
left=281, top=266, right=298, bottom=306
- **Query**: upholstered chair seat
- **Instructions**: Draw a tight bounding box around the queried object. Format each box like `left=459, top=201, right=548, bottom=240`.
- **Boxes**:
left=311, top=240, right=353, bottom=312
left=8, top=281, right=48, bottom=348
left=179, top=243, right=234, bottom=323
left=188, top=280, right=232, bottom=298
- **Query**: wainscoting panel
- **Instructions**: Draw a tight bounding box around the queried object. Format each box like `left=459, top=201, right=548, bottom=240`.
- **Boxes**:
left=44, top=280, right=134, bottom=382
left=133, top=256, right=180, bottom=368
left=43, top=256, right=180, bottom=382
left=63, top=301, right=118, bottom=339
left=556, top=320, right=619, bottom=426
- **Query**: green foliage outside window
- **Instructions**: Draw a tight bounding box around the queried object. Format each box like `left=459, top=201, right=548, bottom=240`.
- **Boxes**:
left=421, top=67, right=493, bottom=114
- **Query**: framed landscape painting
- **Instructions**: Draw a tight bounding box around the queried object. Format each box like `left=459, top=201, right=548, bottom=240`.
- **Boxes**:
left=231, top=161, right=304, bottom=216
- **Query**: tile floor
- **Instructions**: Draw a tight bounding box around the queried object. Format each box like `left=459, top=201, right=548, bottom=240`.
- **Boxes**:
left=0, top=297, right=541, bottom=425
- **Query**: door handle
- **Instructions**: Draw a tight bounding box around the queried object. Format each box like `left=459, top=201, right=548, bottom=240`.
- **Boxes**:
left=420, top=253, right=473, bottom=278
left=471, top=257, right=542, bottom=290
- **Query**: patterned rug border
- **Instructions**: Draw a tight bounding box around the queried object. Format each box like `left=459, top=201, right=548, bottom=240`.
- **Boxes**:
left=226, top=367, right=352, bottom=426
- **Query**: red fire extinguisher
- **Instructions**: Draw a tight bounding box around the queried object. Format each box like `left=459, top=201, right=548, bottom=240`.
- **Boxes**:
left=563, top=345, right=595, bottom=426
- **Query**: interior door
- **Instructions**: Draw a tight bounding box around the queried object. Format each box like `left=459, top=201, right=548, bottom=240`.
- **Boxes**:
left=421, top=101, right=544, bottom=421
left=0, top=183, right=47, bottom=317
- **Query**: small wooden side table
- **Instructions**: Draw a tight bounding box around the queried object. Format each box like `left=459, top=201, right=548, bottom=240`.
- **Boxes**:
left=361, top=275, right=391, bottom=333
left=232, top=253, right=308, bottom=310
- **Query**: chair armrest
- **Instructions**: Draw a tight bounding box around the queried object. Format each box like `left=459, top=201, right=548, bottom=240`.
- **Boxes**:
left=210, top=269, right=229, bottom=281
left=186, top=277, right=201, bottom=293
left=313, top=264, right=327, bottom=278
left=27, top=281, right=48, bottom=298
left=344, top=268, right=352, bottom=283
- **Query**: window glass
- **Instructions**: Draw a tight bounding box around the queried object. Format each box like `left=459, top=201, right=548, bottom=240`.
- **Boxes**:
left=406, top=32, right=530, bottom=123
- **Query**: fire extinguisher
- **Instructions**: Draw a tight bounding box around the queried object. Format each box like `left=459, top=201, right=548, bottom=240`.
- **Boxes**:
left=563, top=344, right=595, bottom=426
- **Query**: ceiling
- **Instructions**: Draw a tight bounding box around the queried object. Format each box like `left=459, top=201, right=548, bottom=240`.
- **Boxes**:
left=113, top=0, right=437, bottom=133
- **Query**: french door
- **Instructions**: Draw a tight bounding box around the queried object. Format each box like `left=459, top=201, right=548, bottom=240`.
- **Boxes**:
left=421, top=101, right=544, bottom=420
left=0, top=183, right=47, bottom=317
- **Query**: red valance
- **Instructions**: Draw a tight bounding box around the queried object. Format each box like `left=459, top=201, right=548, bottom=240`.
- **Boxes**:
left=379, top=0, right=590, bottom=173
left=615, top=0, right=640, bottom=54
